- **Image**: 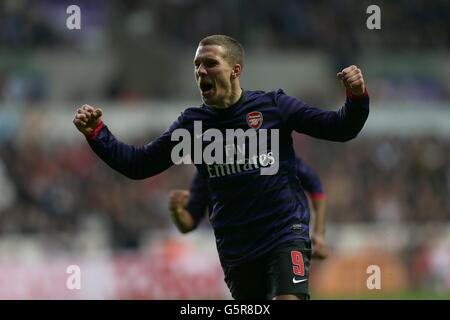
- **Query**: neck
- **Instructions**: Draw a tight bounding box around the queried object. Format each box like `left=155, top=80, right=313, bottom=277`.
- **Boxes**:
left=216, top=86, right=243, bottom=109
left=226, top=87, right=243, bottom=108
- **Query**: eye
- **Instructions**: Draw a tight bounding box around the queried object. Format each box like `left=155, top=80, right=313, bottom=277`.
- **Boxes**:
left=206, top=61, right=218, bottom=67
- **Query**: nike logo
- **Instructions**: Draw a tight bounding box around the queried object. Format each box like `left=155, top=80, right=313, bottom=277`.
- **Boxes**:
left=292, top=277, right=307, bottom=284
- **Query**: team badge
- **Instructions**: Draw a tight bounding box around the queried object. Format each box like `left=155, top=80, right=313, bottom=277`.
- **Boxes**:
left=246, top=111, right=263, bottom=129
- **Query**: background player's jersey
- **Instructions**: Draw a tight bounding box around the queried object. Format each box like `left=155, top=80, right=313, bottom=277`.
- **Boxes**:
left=87, top=89, right=369, bottom=267
left=187, top=156, right=325, bottom=228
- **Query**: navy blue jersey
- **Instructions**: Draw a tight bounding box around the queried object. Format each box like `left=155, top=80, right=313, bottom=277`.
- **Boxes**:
left=295, top=158, right=325, bottom=201
left=86, top=89, right=369, bottom=267
left=187, top=156, right=325, bottom=228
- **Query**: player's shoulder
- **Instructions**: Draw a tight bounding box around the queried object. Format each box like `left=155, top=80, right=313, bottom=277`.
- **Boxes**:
left=183, top=104, right=204, bottom=114
left=246, top=89, right=286, bottom=99
left=244, top=89, right=288, bottom=107
left=180, top=103, right=212, bottom=120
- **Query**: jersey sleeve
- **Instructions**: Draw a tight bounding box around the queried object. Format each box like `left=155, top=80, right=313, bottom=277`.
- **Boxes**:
left=186, top=172, right=211, bottom=228
left=86, top=114, right=184, bottom=179
left=275, top=89, right=369, bottom=142
left=295, top=157, right=325, bottom=200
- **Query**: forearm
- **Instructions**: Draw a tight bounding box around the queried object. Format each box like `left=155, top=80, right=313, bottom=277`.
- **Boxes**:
left=87, top=124, right=173, bottom=179
left=305, top=91, right=369, bottom=142
left=279, top=89, right=370, bottom=142
left=311, top=198, right=326, bottom=234
left=171, top=208, right=196, bottom=233
left=336, top=89, right=370, bottom=141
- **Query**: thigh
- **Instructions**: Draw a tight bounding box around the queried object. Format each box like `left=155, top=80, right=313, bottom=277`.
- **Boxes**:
left=224, top=257, right=268, bottom=300
left=266, top=240, right=312, bottom=299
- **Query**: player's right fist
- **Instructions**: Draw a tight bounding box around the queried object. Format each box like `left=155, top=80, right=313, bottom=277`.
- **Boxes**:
left=73, top=104, right=103, bottom=136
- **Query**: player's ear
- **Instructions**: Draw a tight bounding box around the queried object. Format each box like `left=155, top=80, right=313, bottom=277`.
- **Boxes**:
left=231, top=64, right=242, bottom=79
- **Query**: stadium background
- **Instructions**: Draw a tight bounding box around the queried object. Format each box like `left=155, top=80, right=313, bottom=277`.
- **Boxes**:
left=0, top=0, right=449, bottom=299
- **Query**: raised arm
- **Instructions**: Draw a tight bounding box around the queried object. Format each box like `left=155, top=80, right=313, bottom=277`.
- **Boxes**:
left=277, top=65, right=369, bottom=142
left=73, top=104, right=180, bottom=179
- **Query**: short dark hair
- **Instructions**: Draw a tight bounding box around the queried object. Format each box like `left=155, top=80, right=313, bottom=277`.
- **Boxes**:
left=199, top=35, right=244, bottom=67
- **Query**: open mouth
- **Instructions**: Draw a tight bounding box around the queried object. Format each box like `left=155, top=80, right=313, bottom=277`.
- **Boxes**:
left=200, top=82, right=214, bottom=96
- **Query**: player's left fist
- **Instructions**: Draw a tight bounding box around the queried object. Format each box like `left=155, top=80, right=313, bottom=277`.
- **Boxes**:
left=337, top=65, right=365, bottom=96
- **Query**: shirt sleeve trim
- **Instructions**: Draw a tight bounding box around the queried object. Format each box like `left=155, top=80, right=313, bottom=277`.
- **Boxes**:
left=86, top=121, right=104, bottom=140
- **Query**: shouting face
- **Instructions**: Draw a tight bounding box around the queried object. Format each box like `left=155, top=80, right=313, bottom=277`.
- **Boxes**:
left=194, top=45, right=241, bottom=108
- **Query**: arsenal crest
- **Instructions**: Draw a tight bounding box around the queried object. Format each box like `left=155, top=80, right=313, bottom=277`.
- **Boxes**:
left=246, top=111, right=263, bottom=129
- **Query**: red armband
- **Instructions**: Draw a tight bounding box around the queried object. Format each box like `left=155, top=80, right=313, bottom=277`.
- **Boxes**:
left=86, top=121, right=104, bottom=140
left=310, top=192, right=326, bottom=201
left=346, top=87, right=369, bottom=100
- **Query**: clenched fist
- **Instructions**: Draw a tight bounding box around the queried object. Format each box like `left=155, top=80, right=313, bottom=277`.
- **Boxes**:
left=169, top=190, right=194, bottom=233
left=73, top=104, right=103, bottom=136
left=337, top=65, right=366, bottom=96
left=311, top=233, right=330, bottom=260
left=169, top=190, right=190, bottom=213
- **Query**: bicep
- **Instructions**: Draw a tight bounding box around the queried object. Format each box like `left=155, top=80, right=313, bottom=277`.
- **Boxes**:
left=277, top=93, right=344, bottom=139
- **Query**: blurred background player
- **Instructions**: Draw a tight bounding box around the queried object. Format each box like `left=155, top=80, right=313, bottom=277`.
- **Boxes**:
left=169, top=156, right=329, bottom=260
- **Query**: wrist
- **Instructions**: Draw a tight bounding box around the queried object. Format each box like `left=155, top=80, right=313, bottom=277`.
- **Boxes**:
left=85, top=121, right=104, bottom=140
left=346, top=87, right=368, bottom=99
left=313, top=229, right=325, bottom=236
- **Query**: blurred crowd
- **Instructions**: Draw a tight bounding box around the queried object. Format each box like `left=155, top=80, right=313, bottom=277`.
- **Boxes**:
left=124, top=0, right=450, bottom=52
left=0, top=133, right=448, bottom=249
left=0, top=130, right=194, bottom=249
left=1, top=0, right=450, bottom=103
left=2, top=0, right=449, bottom=51
left=297, top=135, right=450, bottom=223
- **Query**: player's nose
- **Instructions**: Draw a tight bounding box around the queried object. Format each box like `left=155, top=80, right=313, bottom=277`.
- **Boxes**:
left=196, top=64, right=207, bottom=77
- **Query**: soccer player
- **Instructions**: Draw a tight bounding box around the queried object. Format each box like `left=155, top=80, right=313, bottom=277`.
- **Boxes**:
left=169, top=157, right=329, bottom=260
left=73, top=35, right=369, bottom=300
